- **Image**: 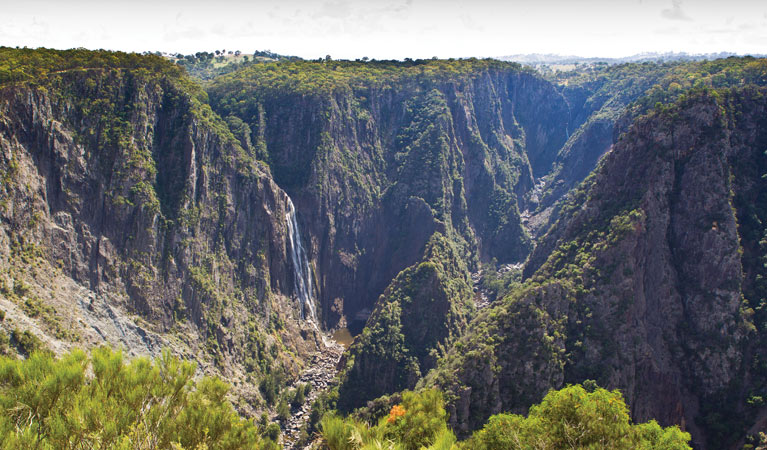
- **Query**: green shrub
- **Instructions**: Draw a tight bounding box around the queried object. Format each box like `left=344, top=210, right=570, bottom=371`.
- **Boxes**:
left=0, top=346, right=268, bottom=449
left=0, top=330, right=9, bottom=355
left=263, top=422, right=281, bottom=442
left=292, top=382, right=307, bottom=407
left=464, top=385, right=691, bottom=450
left=10, top=328, right=47, bottom=357
left=321, top=385, right=691, bottom=450
left=384, top=389, right=449, bottom=450
left=321, top=389, right=452, bottom=450
left=276, top=397, right=291, bottom=423
left=320, top=414, right=355, bottom=450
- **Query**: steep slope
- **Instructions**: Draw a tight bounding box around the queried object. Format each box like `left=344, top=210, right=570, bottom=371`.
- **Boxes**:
left=0, top=49, right=321, bottom=411
left=336, top=233, right=473, bottom=411
left=207, top=60, right=588, bottom=410
left=532, top=62, right=673, bottom=213
left=208, top=59, right=767, bottom=420
left=208, top=59, right=572, bottom=332
left=423, top=82, right=767, bottom=448
left=531, top=58, right=767, bottom=236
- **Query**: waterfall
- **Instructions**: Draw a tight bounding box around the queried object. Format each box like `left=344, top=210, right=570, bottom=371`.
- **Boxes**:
left=285, top=196, right=317, bottom=321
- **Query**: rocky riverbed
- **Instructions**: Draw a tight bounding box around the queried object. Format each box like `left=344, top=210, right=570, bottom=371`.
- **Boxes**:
left=281, top=336, right=344, bottom=449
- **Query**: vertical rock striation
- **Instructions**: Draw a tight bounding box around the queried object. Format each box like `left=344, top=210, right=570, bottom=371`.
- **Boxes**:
left=0, top=60, right=320, bottom=406
left=209, top=61, right=573, bottom=331
left=424, top=87, right=767, bottom=447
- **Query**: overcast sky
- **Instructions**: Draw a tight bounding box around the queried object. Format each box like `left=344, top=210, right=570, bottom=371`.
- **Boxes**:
left=1, top=0, right=765, bottom=60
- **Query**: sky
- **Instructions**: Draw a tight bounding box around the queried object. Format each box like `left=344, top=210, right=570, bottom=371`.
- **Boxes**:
left=0, top=0, right=765, bottom=60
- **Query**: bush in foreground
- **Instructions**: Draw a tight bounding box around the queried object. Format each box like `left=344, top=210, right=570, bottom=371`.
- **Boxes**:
left=321, top=389, right=455, bottom=450
left=465, top=385, right=691, bottom=450
left=0, top=347, right=274, bottom=450
left=320, top=385, right=691, bottom=450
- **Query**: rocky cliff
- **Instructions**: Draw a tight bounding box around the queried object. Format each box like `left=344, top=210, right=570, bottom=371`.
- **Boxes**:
left=209, top=59, right=767, bottom=444
left=208, top=59, right=574, bottom=333
left=0, top=50, right=321, bottom=413
left=424, top=85, right=767, bottom=448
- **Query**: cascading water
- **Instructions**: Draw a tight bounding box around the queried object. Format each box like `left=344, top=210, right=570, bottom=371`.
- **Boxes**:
left=285, top=196, right=317, bottom=321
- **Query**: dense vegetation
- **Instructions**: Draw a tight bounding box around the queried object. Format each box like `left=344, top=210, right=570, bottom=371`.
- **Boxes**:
left=633, top=57, right=767, bottom=111
left=169, top=50, right=296, bottom=81
left=549, top=56, right=767, bottom=116
left=0, top=47, right=185, bottom=86
left=321, top=386, right=691, bottom=450
left=209, top=58, right=524, bottom=99
left=0, top=347, right=278, bottom=449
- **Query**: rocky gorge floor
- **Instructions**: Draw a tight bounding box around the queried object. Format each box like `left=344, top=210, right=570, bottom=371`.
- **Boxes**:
left=281, top=334, right=345, bottom=449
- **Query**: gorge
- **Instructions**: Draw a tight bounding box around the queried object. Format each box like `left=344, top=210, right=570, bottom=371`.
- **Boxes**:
left=1, top=48, right=766, bottom=449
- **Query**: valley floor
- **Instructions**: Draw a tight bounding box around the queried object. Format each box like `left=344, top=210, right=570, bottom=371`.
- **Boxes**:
left=282, top=332, right=344, bottom=449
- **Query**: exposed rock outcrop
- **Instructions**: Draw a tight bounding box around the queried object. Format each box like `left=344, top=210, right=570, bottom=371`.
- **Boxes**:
left=209, top=61, right=573, bottom=330
left=0, top=63, right=320, bottom=409
left=425, top=87, right=767, bottom=448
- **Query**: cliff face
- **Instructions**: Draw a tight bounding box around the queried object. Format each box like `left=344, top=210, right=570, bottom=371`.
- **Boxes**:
left=207, top=62, right=590, bottom=409
left=0, top=62, right=319, bottom=408
left=336, top=233, right=473, bottom=411
left=210, top=61, right=761, bottom=423
left=209, top=61, right=573, bottom=331
left=531, top=63, right=671, bottom=219
left=425, top=87, right=767, bottom=447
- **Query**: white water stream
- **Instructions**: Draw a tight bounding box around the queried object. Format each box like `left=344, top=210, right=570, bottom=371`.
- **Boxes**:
left=285, top=196, right=317, bottom=321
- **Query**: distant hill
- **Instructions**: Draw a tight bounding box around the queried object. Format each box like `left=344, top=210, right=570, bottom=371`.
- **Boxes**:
left=498, top=51, right=762, bottom=67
